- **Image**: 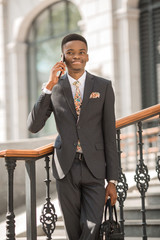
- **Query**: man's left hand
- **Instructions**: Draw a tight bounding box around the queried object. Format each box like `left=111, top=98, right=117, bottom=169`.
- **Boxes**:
left=105, top=182, right=117, bottom=206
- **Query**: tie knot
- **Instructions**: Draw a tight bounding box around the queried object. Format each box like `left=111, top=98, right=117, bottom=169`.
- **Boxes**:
left=73, top=80, right=81, bottom=88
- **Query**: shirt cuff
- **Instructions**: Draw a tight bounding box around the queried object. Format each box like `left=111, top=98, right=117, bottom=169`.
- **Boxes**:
left=109, top=180, right=118, bottom=186
left=43, top=87, right=52, bottom=94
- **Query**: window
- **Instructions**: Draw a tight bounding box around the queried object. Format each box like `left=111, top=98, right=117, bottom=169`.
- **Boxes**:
left=27, top=0, right=81, bottom=137
left=139, top=0, right=160, bottom=108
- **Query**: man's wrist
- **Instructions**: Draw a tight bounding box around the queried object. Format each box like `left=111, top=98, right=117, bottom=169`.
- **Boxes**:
left=42, top=81, right=56, bottom=92
left=109, top=180, right=118, bottom=186
left=41, top=82, right=53, bottom=94
left=43, top=87, right=52, bottom=94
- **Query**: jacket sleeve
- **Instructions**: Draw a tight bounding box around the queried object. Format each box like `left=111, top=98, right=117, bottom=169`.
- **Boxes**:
left=27, top=92, right=53, bottom=133
left=102, top=81, right=119, bottom=181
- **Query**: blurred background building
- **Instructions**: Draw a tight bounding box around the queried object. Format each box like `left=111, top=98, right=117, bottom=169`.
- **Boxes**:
left=1, top=1, right=160, bottom=238
left=0, top=0, right=160, bottom=141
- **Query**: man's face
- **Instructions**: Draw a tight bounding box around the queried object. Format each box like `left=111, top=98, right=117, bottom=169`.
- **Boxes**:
left=62, top=40, right=89, bottom=73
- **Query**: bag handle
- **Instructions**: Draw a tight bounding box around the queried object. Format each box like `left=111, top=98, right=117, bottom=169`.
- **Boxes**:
left=104, top=198, right=118, bottom=223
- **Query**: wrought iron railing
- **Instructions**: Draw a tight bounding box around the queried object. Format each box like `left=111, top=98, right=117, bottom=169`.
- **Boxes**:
left=0, top=144, right=56, bottom=240
left=116, top=104, right=160, bottom=240
left=0, top=103, right=160, bottom=240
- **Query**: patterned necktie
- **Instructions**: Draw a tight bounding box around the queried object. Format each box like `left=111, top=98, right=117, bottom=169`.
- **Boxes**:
left=73, top=80, right=82, bottom=152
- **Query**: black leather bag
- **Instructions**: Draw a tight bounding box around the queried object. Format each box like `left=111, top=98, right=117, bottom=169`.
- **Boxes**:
left=99, top=199, right=124, bottom=240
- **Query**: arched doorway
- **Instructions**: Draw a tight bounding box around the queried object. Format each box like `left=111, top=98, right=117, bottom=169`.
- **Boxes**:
left=27, top=0, right=81, bottom=137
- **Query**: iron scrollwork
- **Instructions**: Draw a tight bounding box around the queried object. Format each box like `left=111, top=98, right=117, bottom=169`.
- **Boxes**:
left=156, top=156, right=160, bottom=181
left=134, top=122, right=150, bottom=194
left=156, top=114, right=160, bottom=181
left=117, top=170, right=128, bottom=203
left=116, top=129, right=128, bottom=237
left=40, top=201, right=57, bottom=239
left=135, top=162, right=150, bottom=194
left=134, top=121, right=150, bottom=240
left=40, top=156, right=57, bottom=239
left=116, top=129, right=128, bottom=203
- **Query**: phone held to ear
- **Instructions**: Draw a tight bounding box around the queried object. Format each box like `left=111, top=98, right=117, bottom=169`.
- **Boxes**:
left=62, top=54, right=65, bottom=62
left=58, top=54, right=65, bottom=79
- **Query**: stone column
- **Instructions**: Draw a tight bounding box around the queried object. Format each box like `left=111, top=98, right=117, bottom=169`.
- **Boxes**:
left=7, top=42, right=28, bottom=139
left=115, top=6, right=141, bottom=118
left=0, top=0, right=7, bottom=141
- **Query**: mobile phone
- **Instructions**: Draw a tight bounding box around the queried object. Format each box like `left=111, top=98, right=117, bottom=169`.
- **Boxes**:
left=58, top=54, right=65, bottom=78
left=61, top=54, right=65, bottom=62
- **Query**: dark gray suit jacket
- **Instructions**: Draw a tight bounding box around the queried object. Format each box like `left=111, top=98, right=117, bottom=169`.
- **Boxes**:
left=27, top=72, right=119, bottom=181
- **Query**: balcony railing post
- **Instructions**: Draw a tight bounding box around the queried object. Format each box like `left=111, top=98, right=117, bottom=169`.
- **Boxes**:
left=116, top=129, right=128, bottom=238
left=156, top=115, right=160, bottom=181
left=25, top=160, right=37, bottom=240
left=156, top=156, right=160, bottom=181
left=40, top=156, right=57, bottom=240
left=134, top=121, right=150, bottom=240
left=5, top=158, right=16, bottom=240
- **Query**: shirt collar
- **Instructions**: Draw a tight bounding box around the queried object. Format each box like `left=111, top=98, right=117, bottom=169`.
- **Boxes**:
left=67, top=71, right=86, bottom=86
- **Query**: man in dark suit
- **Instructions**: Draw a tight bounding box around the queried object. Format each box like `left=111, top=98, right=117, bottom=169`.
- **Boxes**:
left=27, top=33, right=119, bottom=240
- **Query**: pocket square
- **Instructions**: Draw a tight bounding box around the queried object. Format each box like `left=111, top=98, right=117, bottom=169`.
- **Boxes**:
left=89, top=92, right=100, bottom=99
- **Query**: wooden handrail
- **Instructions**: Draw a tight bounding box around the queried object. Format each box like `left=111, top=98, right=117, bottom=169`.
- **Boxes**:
left=0, top=103, right=160, bottom=159
left=0, top=143, right=54, bottom=158
left=116, top=103, right=160, bottom=129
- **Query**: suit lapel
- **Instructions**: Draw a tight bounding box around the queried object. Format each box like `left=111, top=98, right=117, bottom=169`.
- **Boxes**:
left=80, top=72, right=95, bottom=116
left=60, top=74, right=77, bottom=119
left=59, top=72, right=95, bottom=120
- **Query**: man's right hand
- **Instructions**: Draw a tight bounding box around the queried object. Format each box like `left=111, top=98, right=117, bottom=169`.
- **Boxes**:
left=45, top=61, right=66, bottom=91
left=105, top=182, right=117, bottom=206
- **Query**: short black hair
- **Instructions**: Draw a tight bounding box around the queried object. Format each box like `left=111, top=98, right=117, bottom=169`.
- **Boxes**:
left=61, top=33, right=88, bottom=51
